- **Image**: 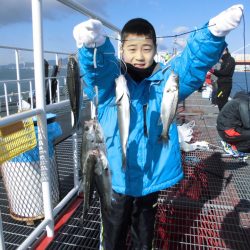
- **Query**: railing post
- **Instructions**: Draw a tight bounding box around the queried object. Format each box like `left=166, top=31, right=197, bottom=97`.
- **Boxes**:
left=29, top=80, right=34, bottom=109
left=15, top=49, right=22, bottom=111
left=3, top=83, right=9, bottom=116
left=31, top=0, right=54, bottom=238
left=0, top=210, right=5, bottom=250
left=73, top=132, right=80, bottom=189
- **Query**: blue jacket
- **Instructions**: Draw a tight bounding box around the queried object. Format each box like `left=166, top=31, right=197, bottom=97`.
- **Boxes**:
left=78, top=25, right=226, bottom=197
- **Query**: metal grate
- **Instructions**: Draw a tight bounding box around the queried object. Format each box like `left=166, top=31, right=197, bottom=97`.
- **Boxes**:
left=1, top=92, right=250, bottom=249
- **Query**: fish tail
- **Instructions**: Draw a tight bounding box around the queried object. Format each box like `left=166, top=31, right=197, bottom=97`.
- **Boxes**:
left=79, top=214, right=84, bottom=224
left=159, top=134, right=169, bottom=143
left=122, top=153, right=127, bottom=171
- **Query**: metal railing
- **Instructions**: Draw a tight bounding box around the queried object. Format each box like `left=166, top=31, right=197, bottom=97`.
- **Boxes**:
left=0, top=0, right=120, bottom=249
left=0, top=44, right=71, bottom=117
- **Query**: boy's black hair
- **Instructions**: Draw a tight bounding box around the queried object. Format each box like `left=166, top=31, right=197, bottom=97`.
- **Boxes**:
left=121, top=18, right=156, bottom=46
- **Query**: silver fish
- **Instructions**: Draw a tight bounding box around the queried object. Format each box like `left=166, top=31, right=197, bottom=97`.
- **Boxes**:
left=160, top=71, right=179, bottom=142
left=81, top=119, right=105, bottom=159
left=81, top=119, right=112, bottom=219
left=115, top=74, right=130, bottom=170
left=94, top=150, right=112, bottom=214
left=66, top=54, right=82, bottom=129
left=81, top=151, right=96, bottom=219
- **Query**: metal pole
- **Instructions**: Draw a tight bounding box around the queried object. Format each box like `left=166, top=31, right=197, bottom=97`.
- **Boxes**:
left=57, top=0, right=121, bottom=33
left=29, top=80, right=34, bottom=108
left=3, top=83, right=9, bottom=116
left=0, top=210, right=5, bottom=250
left=31, top=0, right=54, bottom=238
left=73, top=132, right=80, bottom=189
left=15, top=49, right=22, bottom=111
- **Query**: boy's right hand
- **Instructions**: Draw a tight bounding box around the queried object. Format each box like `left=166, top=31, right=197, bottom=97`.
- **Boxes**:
left=73, top=19, right=106, bottom=48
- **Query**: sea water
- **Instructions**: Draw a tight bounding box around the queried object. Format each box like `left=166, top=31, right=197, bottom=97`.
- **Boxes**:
left=0, top=69, right=249, bottom=98
left=231, top=71, right=250, bottom=96
left=0, top=68, right=67, bottom=98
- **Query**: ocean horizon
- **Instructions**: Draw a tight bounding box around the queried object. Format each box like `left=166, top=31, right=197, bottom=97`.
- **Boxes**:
left=0, top=68, right=249, bottom=98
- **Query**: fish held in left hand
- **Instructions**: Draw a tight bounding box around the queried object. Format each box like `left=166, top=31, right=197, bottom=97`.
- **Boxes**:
left=80, top=119, right=112, bottom=221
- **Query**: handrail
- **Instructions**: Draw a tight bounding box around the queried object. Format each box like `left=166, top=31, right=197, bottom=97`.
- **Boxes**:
left=0, top=45, right=72, bottom=55
left=0, top=75, right=66, bottom=84
left=0, top=108, right=42, bottom=127
left=57, top=0, right=121, bottom=33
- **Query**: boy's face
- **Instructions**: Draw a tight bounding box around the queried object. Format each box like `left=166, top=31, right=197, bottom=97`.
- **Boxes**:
left=121, top=34, right=156, bottom=69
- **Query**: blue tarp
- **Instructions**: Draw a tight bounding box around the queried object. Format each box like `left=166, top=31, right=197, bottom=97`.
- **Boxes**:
left=10, top=113, right=62, bottom=162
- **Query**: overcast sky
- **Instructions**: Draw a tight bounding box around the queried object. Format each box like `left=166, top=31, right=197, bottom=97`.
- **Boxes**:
left=0, top=0, right=249, bottom=65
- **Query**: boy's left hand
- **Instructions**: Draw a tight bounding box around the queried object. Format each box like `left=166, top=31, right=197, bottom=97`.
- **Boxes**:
left=208, top=4, right=243, bottom=37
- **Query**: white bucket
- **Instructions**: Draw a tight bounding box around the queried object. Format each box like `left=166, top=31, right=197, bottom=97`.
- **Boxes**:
left=1, top=155, right=59, bottom=221
left=202, top=86, right=212, bottom=99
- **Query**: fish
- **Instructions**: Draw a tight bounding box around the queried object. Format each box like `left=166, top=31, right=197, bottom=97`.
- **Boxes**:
left=94, top=150, right=112, bottom=214
left=160, top=71, right=179, bottom=142
left=81, top=120, right=105, bottom=186
left=115, top=74, right=130, bottom=170
left=81, top=119, right=112, bottom=220
left=81, top=151, right=97, bottom=219
left=66, top=54, right=82, bottom=129
left=81, top=120, right=105, bottom=154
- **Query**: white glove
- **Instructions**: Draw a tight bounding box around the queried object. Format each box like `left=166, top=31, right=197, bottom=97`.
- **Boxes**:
left=73, top=19, right=106, bottom=48
left=208, top=4, right=243, bottom=37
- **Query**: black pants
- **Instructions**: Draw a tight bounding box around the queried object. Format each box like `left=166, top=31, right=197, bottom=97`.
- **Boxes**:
left=100, top=190, right=159, bottom=250
left=211, top=82, right=218, bottom=105
left=218, top=129, right=250, bottom=153
left=216, top=84, right=232, bottom=111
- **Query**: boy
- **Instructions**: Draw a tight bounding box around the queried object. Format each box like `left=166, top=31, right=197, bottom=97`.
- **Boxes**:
left=73, top=4, right=243, bottom=249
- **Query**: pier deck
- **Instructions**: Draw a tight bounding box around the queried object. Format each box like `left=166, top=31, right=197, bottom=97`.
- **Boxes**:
left=1, top=91, right=250, bottom=249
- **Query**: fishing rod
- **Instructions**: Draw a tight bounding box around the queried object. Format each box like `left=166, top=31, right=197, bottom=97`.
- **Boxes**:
left=241, top=10, right=248, bottom=93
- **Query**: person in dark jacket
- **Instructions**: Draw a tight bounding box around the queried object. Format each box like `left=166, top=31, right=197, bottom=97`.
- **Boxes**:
left=217, top=91, right=250, bottom=155
left=210, top=47, right=236, bottom=110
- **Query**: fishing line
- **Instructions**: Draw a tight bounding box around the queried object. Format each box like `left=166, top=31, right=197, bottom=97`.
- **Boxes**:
left=241, top=9, right=248, bottom=93
left=105, top=24, right=216, bottom=42
left=106, top=24, right=215, bottom=74
left=156, top=24, right=216, bottom=39
left=240, top=8, right=250, bottom=132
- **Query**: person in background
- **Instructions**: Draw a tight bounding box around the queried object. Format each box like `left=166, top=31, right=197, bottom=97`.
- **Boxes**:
left=210, top=62, right=220, bottom=106
left=164, top=51, right=171, bottom=63
left=217, top=91, right=250, bottom=157
left=210, top=47, right=236, bottom=110
left=73, top=4, right=243, bottom=250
